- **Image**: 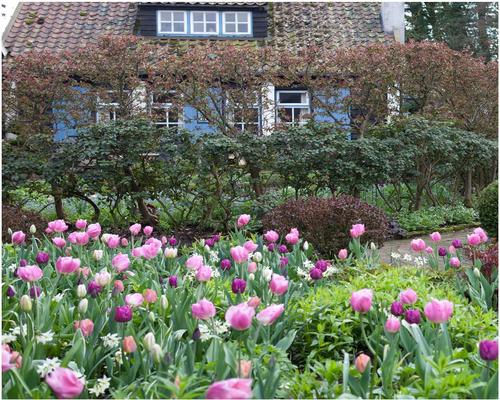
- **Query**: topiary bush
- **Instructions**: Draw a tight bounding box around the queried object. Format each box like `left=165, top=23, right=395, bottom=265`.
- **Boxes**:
left=477, top=181, right=498, bottom=238
left=262, top=195, right=388, bottom=257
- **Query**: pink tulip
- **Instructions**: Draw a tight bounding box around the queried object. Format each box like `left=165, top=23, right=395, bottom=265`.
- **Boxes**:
left=243, top=240, right=258, bottom=253
left=125, top=293, right=144, bottom=307
left=411, top=238, right=426, bottom=252
left=123, top=336, right=137, bottom=353
left=399, top=288, right=418, bottom=305
left=11, top=231, right=26, bottom=245
left=105, top=234, right=120, bottom=249
left=86, top=223, right=101, bottom=239
left=141, top=244, right=161, bottom=260
left=424, top=299, right=454, bottom=324
left=206, top=378, right=252, bottom=399
left=196, top=265, right=212, bottom=282
left=230, top=246, right=249, bottom=264
left=237, top=214, right=251, bottom=228
left=355, top=354, right=370, bottom=373
left=425, top=246, right=433, bottom=254
left=47, top=219, right=68, bottom=233
left=225, top=302, right=255, bottom=331
left=385, top=316, right=401, bottom=333
left=239, top=360, right=252, bottom=379
left=131, top=247, right=143, bottom=257
left=350, top=289, right=373, bottom=313
left=68, top=232, right=89, bottom=246
left=17, top=265, right=43, bottom=282
left=467, top=233, right=481, bottom=246
left=121, top=238, right=128, bottom=247
left=129, top=223, right=142, bottom=236
left=186, top=255, right=204, bottom=270
left=112, top=253, right=130, bottom=272
left=269, top=274, right=289, bottom=295
left=448, top=245, right=457, bottom=254
left=247, top=262, right=257, bottom=273
left=55, top=257, right=81, bottom=274
left=474, top=227, right=488, bottom=243
left=285, top=233, right=299, bottom=245
left=429, top=232, right=441, bottom=242
left=191, top=299, right=216, bottom=320
left=350, top=224, right=365, bottom=238
left=113, top=280, right=124, bottom=293
left=143, top=289, right=157, bottom=303
left=338, top=249, right=348, bottom=260
left=75, top=219, right=87, bottom=230
left=2, top=348, right=15, bottom=372
left=290, top=228, right=299, bottom=237
left=73, top=319, right=94, bottom=337
left=263, top=230, right=279, bottom=242
left=143, top=226, right=153, bottom=236
left=45, top=367, right=84, bottom=399
left=449, top=257, right=461, bottom=268
left=52, top=237, right=66, bottom=248
left=256, top=304, right=285, bottom=326
left=247, top=296, right=261, bottom=308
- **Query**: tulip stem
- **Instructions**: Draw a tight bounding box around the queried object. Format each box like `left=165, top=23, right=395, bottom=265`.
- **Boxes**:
left=360, top=315, right=378, bottom=362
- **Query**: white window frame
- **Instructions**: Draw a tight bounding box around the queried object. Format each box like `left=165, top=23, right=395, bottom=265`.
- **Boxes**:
left=276, top=90, right=310, bottom=126
left=150, top=92, right=183, bottom=129
left=96, top=91, right=124, bottom=123
left=190, top=11, right=219, bottom=35
left=222, top=11, right=251, bottom=35
left=157, top=10, right=187, bottom=35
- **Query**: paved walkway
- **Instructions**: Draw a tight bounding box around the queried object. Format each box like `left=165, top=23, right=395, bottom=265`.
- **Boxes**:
left=379, top=229, right=470, bottom=264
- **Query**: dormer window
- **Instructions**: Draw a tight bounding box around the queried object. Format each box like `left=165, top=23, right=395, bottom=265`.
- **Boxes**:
left=191, top=11, right=219, bottom=35
left=223, top=12, right=251, bottom=35
left=157, top=10, right=187, bottom=34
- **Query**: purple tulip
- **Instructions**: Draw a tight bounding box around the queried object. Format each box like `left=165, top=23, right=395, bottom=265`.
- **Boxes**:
left=19, top=259, right=28, bottom=267
left=279, top=257, right=289, bottom=267
left=309, top=267, right=323, bottom=280
left=220, top=259, right=232, bottom=271
left=231, top=278, right=247, bottom=294
left=205, top=238, right=215, bottom=247
left=192, top=327, right=201, bottom=341
left=87, top=281, right=102, bottom=298
left=7, top=285, right=16, bottom=297
left=212, top=234, right=221, bottom=242
left=390, top=301, right=404, bottom=316
left=114, top=305, right=133, bottom=322
left=405, top=309, right=421, bottom=324
left=452, top=239, right=462, bottom=249
left=168, top=275, right=178, bottom=288
left=479, top=340, right=498, bottom=361
left=29, top=286, right=42, bottom=298
left=168, top=237, right=178, bottom=246
left=438, top=247, right=447, bottom=257
left=278, top=245, right=288, bottom=254
left=315, top=259, right=329, bottom=272
left=35, top=251, right=50, bottom=264
left=267, top=243, right=276, bottom=252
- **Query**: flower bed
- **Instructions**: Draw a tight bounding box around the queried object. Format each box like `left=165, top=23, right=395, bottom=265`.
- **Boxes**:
left=2, top=216, right=498, bottom=399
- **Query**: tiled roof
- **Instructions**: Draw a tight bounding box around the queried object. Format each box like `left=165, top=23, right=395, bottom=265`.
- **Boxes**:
left=4, top=2, right=137, bottom=55
left=269, top=2, right=393, bottom=51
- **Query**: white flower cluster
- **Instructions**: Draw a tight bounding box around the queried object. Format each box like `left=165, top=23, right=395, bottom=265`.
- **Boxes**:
left=297, top=260, right=313, bottom=282
left=36, top=358, right=61, bottom=378
left=209, top=250, right=220, bottom=263
left=89, top=375, right=111, bottom=396
left=67, top=361, right=87, bottom=385
left=262, top=267, right=273, bottom=281
left=36, top=330, right=55, bottom=344
left=114, top=349, right=124, bottom=365
left=101, top=333, right=120, bottom=348
left=323, top=264, right=340, bottom=278
left=52, top=292, right=66, bottom=303
left=8, top=264, right=17, bottom=273
left=3, top=324, right=27, bottom=344
left=198, top=320, right=230, bottom=342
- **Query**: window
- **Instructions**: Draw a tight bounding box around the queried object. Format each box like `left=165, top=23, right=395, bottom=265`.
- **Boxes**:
left=158, top=10, right=187, bottom=34
left=276, top=90, right=310, bottom=125
left=234, top=107, right=260, bottom=132
left=151, top=91, right=182, bottom=130
left=96, top=91, right=124, bottom=123
left=191, top=11, right=219, bottom=35
left=223, top=12, right=251, bottom=35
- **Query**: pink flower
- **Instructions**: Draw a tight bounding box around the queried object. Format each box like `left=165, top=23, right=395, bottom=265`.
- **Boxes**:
left=206, top=378, right=253, bottom=400
left=411, top=238, right=426, bottom=252
left=338, top=249, right=348, bottom=260
left=355, top=354, right=370, bottom=373
left=237, top=214, right=251, bottom=228
left=75, top=219, right=87, bottom=230
left=52, top=237, right=66, bottom=248
left=424, top=299, right=454, bottom=324
left=131, top=247, right=143, bottom=257
left=225, top=302, right=255, bottom=331
left=350, top=289, right=373, bottom=313
left=48, top=219, right=68, bottom=233
left=113, top=280, right=124, bottom=293
left=121, top=238, right=128, bottom=247
left=73, top=319, right=94, bottom=337
left=256, top=304, right=285, bottom=326
left=68, top=232, right=89, bottom=246
left=2, top=347, right=15, bottom=372
left=448, top=245, right=457, bottom=254
left=290, top=228, right=299, bottom=237
left=247, top=262, right=257, bottom=273
left=11, top=231, right=26, bottom=245
left=143, top=289, right=157, bottom=303
left=143, top=226, right=153, bottom=236
left=129, top=223, right=142, bottom=236
left=385, top=316, right=401, bottom=333
left=55, top=257, right=81, bottom=274
left=230, top=246, right=249, bottom=264
left=86, top=223, right=101, bottom=239
left=467, top=233, right=481, bottom=246
left=45, top=367, right=84, bottom=399
left=474, top=227, right=488, bottom=243
left=243, top=240, right=258, bottom=252
left=123, top=336, right=137, bottom=353
left=186, top=255, right=204, bottom=270
left=247, top=296, right=261, bottom=308
left=425, top=246, right=433, bottom=254
left=191, top=299, right=216, bottom=320
left=350, top=224, right=365, bottom=238
left=285, top=233, right=299, bottom=245
left=263, top=230, right=279, bottom=242
left=125, top=293, right=144, bottom=307
left=430, top=232, right=441, bottom=242
left=141, top=243, right=161, bottom=259
left=196, top=265, right=212, bottom=282
left=449, top=257, right=461, bottom=268
left=94, top=270, right=111, bottom=286
left=112, top=253, right=130, bottom=273
left=17, top=265, right=43, bottom=282
left=105, top=234, right=120, bottom=249
left=399, top=288, right=418, bottom=305
left=269, top=274, right=289, bottom=295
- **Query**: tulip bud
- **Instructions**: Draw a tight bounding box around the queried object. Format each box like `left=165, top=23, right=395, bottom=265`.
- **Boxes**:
left=252, top=252, right=262, bottom=263
left=78, top=299, right=88, bottom=314
left=148, top=311, right=156, bottom=322
left=370, top=242, right=377, bottom=250
left=204, top=244, right=210, bottom=252
left=160, top=295, right=168, bottom=310
left=164, top=247, right=177, bottom=259
left=8, top=228, right=13, bottom=236
left=30, top=224, right=37, bottom=234
left=20, top=295, right=32, bottom=312
left=303, top=241, right=309, bottom=251
left=248, top=273, right=255, bottom=281
left=474, top=268, right=481, bottom=278
left=76, top=284, right=87, bottom=298
left=123, top=336, right=137, bottom=353
left=93, top=250, right=104, bottom=261
left=355, top=353, right=370, bottom=373
left=151, top=343, right=162, bottom=363
left=143, top=332, right=156, bottom=351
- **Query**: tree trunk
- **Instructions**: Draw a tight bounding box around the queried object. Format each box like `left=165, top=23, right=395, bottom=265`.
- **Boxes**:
left=414, top=181, right=425, bottom=211
left=52, top=185, right=65, bottom=219
left=249, top=164, right=264, bottom=198
left=464, top=169, right=473, bottom=208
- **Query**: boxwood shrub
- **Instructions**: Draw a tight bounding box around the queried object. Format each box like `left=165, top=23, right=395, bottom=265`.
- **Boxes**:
left=477, top=180, right=498, bottom=238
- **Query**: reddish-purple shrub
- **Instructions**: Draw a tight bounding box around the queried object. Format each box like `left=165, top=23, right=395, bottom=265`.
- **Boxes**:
left=262, top=195, right=388, bottom=257
left=464, top=241, right=498, bottom=282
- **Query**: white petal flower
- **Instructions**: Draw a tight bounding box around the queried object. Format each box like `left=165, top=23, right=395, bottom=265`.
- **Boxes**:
left=101, top=333, right=120, bottom=348
left=36, top=358, right=61, bottom=378
left=36, top=330, right=55, bottom=344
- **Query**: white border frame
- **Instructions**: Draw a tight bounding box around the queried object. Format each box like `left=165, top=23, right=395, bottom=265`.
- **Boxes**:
left=157, top=10, right=188, bottom=35
left=190, top=10, right=220, bottom=35
left=222, top=11, right=251, bottom=35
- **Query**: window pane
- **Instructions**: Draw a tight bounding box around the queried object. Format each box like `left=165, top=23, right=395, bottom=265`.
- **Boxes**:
left=173, top=22, right=184, bottom=32
left=192, top=12, right=204, bottom=22
left=278, top=108, right=293, bottom=122
left=206, top=23, right=217, bottom=33
left=225, top=12, right=235, bottom=22
left=160, top=11, right=172, bottom=22
left=152, top=108, right=167, bottom=123
left=237, top=12, right=248, bottom=22
left=278, top=92, right=307, bottom=104
left=225, top=24, right=236, bottom=33
left=167, top=109, right=179, bottom=123
left=160, top=22, right=172, bottom=32
left=193, top=22, right=204, bottom=32
left=237, top=23, right=248, bottom=33
left=173, top=11, right=184, bottom=22
left=206, top=12, right=217, bottom=22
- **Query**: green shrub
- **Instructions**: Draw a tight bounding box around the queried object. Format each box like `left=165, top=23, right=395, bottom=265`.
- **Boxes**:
left=262, top=195, right=388, bottom=257
left=397, top=205, right=478, bottom=232
left=477, top=181, right=498, bottom=237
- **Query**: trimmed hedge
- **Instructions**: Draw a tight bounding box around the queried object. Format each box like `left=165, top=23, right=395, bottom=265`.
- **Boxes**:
left=477, top=181, right=498, bottom=238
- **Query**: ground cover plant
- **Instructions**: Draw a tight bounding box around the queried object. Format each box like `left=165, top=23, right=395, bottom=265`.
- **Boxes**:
left=2, top=215, right=497, bottom=399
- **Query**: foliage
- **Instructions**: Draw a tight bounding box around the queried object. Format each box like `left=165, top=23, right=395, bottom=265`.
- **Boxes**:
left=262, top=195, right=388, bottom=257
left=477, top=181, right=498, bottom=237
left=396, top=205, right=478, bottom=232
left=464, top=242, right=499, bottom=282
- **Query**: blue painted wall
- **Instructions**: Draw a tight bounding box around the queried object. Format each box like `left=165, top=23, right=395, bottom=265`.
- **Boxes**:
left=53, top=86, right=89, bottom=142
